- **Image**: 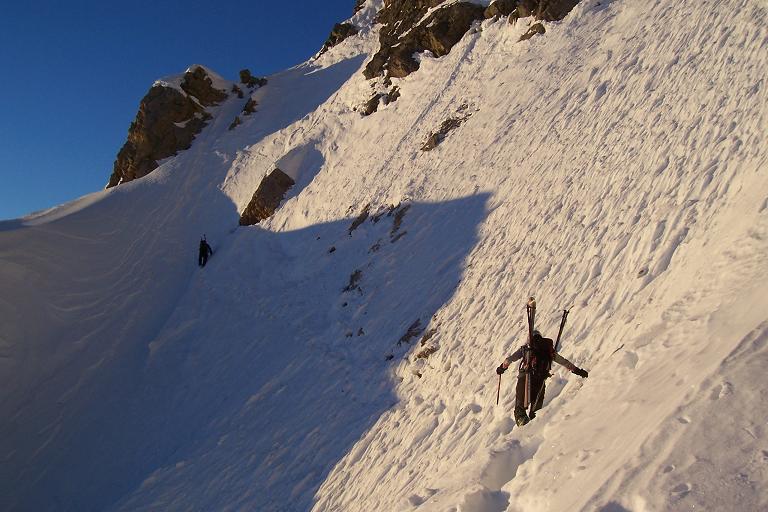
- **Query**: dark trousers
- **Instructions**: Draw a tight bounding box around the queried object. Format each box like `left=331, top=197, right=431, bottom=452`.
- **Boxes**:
left=198, top=253, right=208, bottom=267
left=515, top=372, right=546, bottom=416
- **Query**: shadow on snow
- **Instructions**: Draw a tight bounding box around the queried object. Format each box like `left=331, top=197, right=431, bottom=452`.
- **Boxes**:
left=1, top=193, right=490, bottom=512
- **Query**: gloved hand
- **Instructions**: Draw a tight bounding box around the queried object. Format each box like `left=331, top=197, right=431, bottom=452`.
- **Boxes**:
left=496, top=364, right=506, bottom=375
left=573, top=367, right=588, bottom=378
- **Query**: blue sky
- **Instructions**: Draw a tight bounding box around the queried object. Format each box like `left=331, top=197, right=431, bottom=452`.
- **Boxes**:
left=0, top=0, right=357, bottom=220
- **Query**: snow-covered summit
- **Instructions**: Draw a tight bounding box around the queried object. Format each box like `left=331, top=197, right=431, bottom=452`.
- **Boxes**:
left=106, top=64, right=239, bottom=188
left=1, top=0, right=767, bottom=511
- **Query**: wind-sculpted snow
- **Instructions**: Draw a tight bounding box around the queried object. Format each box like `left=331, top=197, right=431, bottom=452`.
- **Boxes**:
left=1, top=0, right=767, bottom=511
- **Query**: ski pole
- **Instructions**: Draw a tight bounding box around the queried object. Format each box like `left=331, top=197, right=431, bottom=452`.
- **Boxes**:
left=555, top=308, right=570, bottom=352
left=496, top=374, right=502, bottom=405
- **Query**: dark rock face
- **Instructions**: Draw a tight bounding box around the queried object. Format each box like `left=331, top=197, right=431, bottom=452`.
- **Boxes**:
left=228, top=116, right=242, bottom=131
left=376, top=0, right=447, bottom=45
left=353, top=0, right=366, bottom=13
left=388, top=86, right=401, bottom=103
left=242, top=98, right=258, bottom=115
left=180, top=67, right=228, bottom=106
left=483, top=0, right=517, bottom=18
left=239, top=169, right=295, bottom=225
left=364, top=0, right=583, bottom=80
left=364, top=0, right=446, bottom=79
left=422, top=117, right=465, bottom=151
left=107, top=66, right=229, bottom=188
left=239, top=69, right=268, bottom=89
left=318, top=22, right=359, bottom=56
left=348, top=204, right=371, bottom=234
left=398, top=319, right=424, bottom=345
left=519, top=22, right=546, bottom=41
left=517, top=0, right=581, bottom=21
left=364, top=2, right=485, bottom=79
left=362, top=93, right=384, bottom=116
left=361, top=86, right=400, bottom=116
left=422, top=104, right=473, bottom=150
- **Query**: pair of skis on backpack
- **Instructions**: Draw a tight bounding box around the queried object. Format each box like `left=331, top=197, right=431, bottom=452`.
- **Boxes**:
left=497, top=297, right=587, bottom=427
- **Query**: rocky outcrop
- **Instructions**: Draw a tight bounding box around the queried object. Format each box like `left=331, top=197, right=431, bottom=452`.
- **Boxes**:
left=361, top=86, right=400, bottom=116
left=353, top=0, right=366, bottom=13
left=376, top=0, right=446, bottom=44
left=318, top=23, right=359, bottom=57
left=239, top=69, right=268, bottom=89
left=106, top=66, right=229, bottom=188
left=228, top=116, right=242, bottom=131
left=363, top=0, right=446, bottom=79
left=421, top=110, right=472, bottom=151
left=364, top=0, right=583, bottom=80
left=483, top=0, right=517, bottom=19
left=364, top=2, right=484, bottom=79
left=228, top=98, right=258, bottom=131
left=180, top=66, right=228, bottom=106
left=519, top=22, right=546, bottom=41
left=348, top=204, right=371, bottom=235
left=517, top=0, right=581, bottom=21
left=239, top=169, right=295, bottom=225
left=242, top=98, right=258, bottom=115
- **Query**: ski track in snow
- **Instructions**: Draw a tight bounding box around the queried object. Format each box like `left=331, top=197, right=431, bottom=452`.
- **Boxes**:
left=1, top=0, right=767, bottom=511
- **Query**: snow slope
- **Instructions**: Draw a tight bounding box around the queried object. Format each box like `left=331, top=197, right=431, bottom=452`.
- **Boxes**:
left=1, top=0, right=767, bottom=510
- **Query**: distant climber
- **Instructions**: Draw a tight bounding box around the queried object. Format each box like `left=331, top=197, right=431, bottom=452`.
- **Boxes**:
left=496, top=329, right=588, bottom=426
left=198, top=236, right=213, bottom=267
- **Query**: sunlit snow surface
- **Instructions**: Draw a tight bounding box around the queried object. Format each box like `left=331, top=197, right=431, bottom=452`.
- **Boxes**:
left=1, top=0, right=767, bottom=511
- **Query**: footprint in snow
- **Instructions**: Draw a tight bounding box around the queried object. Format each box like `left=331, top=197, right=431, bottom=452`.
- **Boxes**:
left=677, top=416, right=691, bottom=424
left=620, top=350, right=639, bottom=369
left=663, top=464, right=675, bottom=473
left=670, top=482, right=692, bottom=500
left=407, top=488, right=438, bottom=506
left=467, top=403, right=482, bottom=414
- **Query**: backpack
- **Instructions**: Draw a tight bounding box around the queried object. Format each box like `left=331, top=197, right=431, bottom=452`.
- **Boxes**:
left=523, top=336, right=554, bottom=375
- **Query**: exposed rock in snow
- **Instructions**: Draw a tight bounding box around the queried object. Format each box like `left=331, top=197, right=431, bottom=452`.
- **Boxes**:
left=239, top=169, right=295, bottom=225
left=519, top=21, right=546, bottom=41
left=421, top=105, right=474, bottom=151
left=317, top=22, right=360, bottom=57
left=106, top=65, right=229, bottom=188
left=343, top=269, right=363, bottom=292
left=106, top=87, right=209, bottom=188
left=364, top=1, right=485, bottom=79
left=364, top=0, right=583, bottom=80
left=180, top=66, right=228, bottom=107
left=228, top=115, right=242, bottom=131
left=242, top=98, right=258, bottom=115
left=348, top=204, right=371, bottom=234
left=517, top=0, right=581, bottom=21
left=239, top=68, right=268, bottom=89
left=483, top=0, right=517, bottom=19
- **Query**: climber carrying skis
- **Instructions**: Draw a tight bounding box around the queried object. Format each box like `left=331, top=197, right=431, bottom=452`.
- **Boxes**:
left=198, top=236, right=213, bottom=267
left=496, top=328, right=588, bottom=426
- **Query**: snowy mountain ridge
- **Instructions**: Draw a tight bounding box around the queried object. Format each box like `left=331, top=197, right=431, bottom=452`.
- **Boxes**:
left=1, top=0, right=767, bottom=511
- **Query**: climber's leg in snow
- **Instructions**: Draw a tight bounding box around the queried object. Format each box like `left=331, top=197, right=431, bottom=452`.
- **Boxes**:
left=514, top=374, right=529, bottom=425
left=529, top=374, right=546, bottom=418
